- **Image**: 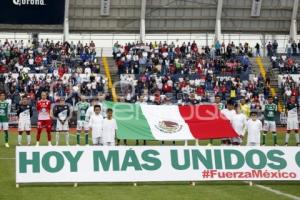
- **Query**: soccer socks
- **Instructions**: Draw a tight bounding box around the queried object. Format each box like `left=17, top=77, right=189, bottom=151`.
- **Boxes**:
left=36, top=128, right=42, bottom=142
left=18, top=132, right=22, bottom=145
left=262, top=133, right=267, bottom=145
left=26, top=132, right=31, bottom=145
left=65, top=132, right=69, bottom=146
left=4, top=130, right=8, bottom=143
left=85, top=131, right=89, bottom=145
left=76, top=131, right=81, bottom=145
left=296, top=133, right=300, bottom=145
left=56, top=132, right=60, bottom=146
left=272, top=132, right=277, bottom=145
left=285, top=133, right=290, bottom=145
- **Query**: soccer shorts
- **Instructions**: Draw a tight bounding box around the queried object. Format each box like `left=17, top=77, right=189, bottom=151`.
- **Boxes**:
left=92, top=137, right=102, bottom=145
left=18, top=119, right=31, bottom=131
left=263, top=120, right=276, bottom=132
left=287, top=118, right=299, bottom=130
left=37, top=120, right=52, bottom=129
left=77, top=120, right=89, bottom=131
left=0, top=122, right=9, bottom=130
left=247, top=142, right=260, bottom=146
left=56, top=120, right=69, bottom=131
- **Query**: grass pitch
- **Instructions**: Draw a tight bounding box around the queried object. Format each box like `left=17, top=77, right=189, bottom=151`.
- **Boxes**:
left=0, top=129, right=299, bottom=200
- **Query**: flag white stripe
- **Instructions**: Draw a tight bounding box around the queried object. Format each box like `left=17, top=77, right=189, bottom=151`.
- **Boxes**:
left=140, top=105, right=194, bottom=140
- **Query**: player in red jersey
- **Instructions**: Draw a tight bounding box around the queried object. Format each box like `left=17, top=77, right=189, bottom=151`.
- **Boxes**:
left=36, top=92, right=52, bottom=146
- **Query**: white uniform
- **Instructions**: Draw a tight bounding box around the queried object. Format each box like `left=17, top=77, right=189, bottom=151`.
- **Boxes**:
left=56, top=107, right=70, bottom=131
left=18, top=107, right=31, bottom=131
left=246, top=119, right=262, bottom=146
left=287, top=103, right=299, bottom=130
left=89, top=113, right=104, bottom=145
left=102, top=118, right=118, bottom=146
left=231, top=113, right=247, bottom=144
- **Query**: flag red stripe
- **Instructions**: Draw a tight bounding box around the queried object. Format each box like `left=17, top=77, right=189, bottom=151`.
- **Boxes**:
left=178, top=105, right=238, bottom=139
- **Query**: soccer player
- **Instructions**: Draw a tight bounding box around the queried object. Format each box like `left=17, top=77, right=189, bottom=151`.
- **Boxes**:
left=75, top=96, right=90, bottom=145
left=17, top=96, right=33, bottom=146
left=102, top=108, right=118, bottom=146
left=231, top=104, right=247, bottom=145
left=208, top=95, right=225, bottom=146
left=88, top=105, right=103, bottom=145
left=0, top=92, right=11, bottom=148
left=246, top=111, right=263, bottom=146
left=53, top=97, right=71, bottom=146
left=285, top=95, right=300, bottom=146
left=262, top=96, right=277, bottom=146
left=36, top=92, right=52, bottom=146
left=220, top=99, right=236, bottom=145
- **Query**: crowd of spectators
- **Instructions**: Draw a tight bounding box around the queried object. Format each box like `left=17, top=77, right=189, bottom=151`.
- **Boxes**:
left=112, top=41, right=275, bottom=118
left=0, top=39, right=109, bottom=113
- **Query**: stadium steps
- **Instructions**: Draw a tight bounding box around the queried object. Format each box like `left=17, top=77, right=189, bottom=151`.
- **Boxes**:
left=250, top=57, right=283, bottom=112
left=101, top=57, right=117, bottom=102
left=101, top=57, right=122, bottom=100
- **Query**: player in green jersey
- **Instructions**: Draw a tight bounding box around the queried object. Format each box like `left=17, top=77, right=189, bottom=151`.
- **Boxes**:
left=262, top=96, right=278, bottom=146
left=75, top=96, right=90, bottom=145
left=0, top=92, right=11, bottom=148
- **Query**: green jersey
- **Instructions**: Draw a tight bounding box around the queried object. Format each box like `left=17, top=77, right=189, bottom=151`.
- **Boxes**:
left=217, top=103, right=225, bottom=110
left=76, top=101, right=90, bottom=121
left=0, top=101, right=10, bottom=122
left=264, top=103, right=277, bottom=121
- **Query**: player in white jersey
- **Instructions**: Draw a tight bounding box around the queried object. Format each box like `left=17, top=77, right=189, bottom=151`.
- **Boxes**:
left=102, top=108, right=118, bottom=146
left=246, top=112, right=263, bottom=146
left=231, top=104, right=247, bottom=145
left=220, top=99, right=236, bottom=145
left=285, top=96, right=300, bottom=146
left=52, top=97, right=71, bottom=146
left=88, top=105, right=104, bottom=145
left=17, top=96, right=33, bottom=145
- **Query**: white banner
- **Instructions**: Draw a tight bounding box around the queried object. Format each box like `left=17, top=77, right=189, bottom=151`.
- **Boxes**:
left=251, top=0, right=262, bottom=17
left=16, top=146, right=300, bottom=183
left=100, top=0, right=110, bottom=16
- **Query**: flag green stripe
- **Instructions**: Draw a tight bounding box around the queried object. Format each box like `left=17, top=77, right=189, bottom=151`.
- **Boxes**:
left=104, top=101, right=155, bottom=140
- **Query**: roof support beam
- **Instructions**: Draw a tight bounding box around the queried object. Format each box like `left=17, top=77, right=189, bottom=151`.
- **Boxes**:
left=140, top=0, right=146, bottom=43
left=215, top=0, right=223, bottom=42
left=289, top=0, right=299, bottom=41
left=63, top=0, right=70, bottom=42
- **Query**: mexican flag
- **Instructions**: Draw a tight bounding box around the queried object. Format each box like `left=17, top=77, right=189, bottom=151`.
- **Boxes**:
left=103, top=101, right=238, bottom=140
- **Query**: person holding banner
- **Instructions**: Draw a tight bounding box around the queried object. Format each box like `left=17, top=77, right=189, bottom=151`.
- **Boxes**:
left=0, top=92, right=11, bottom=148
left=102, top=108, right=118, bottom=146
left=285, top=95, right=300, bottom=146
left=53, top=97, right=71, bottom=146
left=17, top=96, right=33, bottom=146
left=208, top=95, right=225, bottom=146
left=88, top=105, right=104, bottom=145
left=231, top=104, right=247, bottom=145
left=246, top=111, right=262, bottom=146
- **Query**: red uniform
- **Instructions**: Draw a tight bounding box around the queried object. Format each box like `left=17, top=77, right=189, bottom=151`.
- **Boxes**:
left=36, top=99, right=52, bottom=142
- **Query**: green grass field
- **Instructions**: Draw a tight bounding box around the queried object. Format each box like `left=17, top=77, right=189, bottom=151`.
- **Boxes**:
left=0, top=129, right=300, bottom=200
